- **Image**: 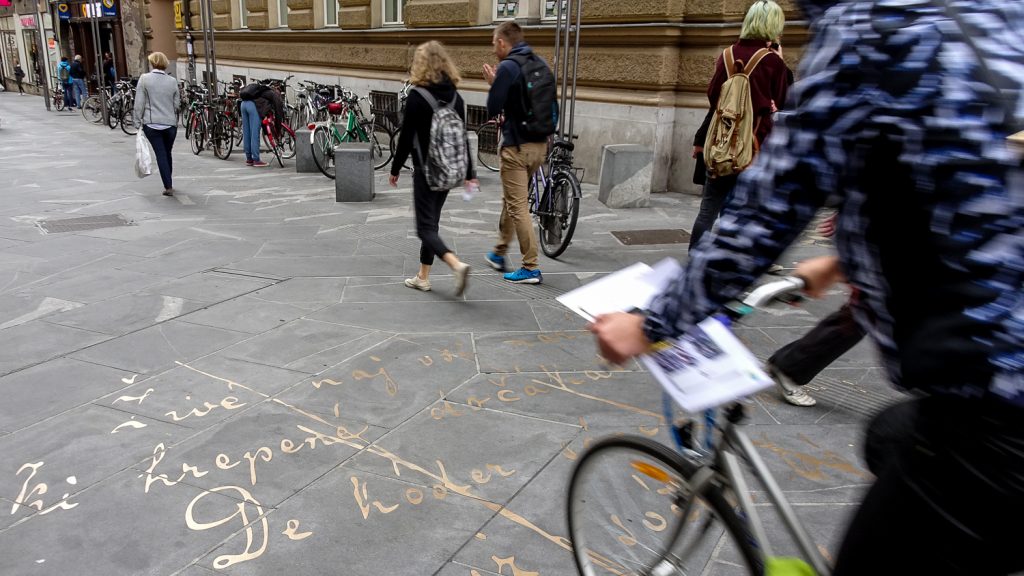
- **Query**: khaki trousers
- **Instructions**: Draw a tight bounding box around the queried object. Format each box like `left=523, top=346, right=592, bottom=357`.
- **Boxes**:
left=494, top=142, right=547, bottom=270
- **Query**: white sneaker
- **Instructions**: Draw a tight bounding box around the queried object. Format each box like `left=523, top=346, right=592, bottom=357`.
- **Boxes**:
left=766, top=362, right=817, bottom=407
left=404, top=275, right=431, bottom=292
left=452, top=262, right=470, bottom=297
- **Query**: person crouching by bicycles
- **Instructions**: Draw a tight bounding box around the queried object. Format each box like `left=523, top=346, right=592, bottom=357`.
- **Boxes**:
left=389, top=41, right=475, bottom=298
left=238, top=81, right=284, bottom=167
left=133, top=52, right=180, bottom=196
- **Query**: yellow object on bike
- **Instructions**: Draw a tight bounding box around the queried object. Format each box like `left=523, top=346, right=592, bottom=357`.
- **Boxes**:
left=765, top=557, right=816, bottom=576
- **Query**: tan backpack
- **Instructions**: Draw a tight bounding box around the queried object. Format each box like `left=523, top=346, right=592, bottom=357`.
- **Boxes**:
left=704, top=47, right=772, bottom=179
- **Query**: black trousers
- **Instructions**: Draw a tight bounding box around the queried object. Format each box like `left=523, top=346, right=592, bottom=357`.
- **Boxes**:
left=835, top=396, right=1024, bottom=575
left=688, top=174, right=736, bottom=252
left=143, top=125, right=176, bottom=191
left=769, top=302, right=865, bottom=385
left=413, top=169, right=452, bottom=266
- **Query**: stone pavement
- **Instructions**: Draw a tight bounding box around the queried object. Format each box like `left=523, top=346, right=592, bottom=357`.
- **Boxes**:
left=0, top=93, right=902, bottom=576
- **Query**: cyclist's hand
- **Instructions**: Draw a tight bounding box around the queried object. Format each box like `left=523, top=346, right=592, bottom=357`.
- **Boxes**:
left=817, top=213, right=837, bottom=238
left=388, top=174, right=399, bottom=187
left=589, top=312, right=650, bottom=365
left=794, top=256, right=844, bottom=298
left=483, top=64, right=497, bottom=86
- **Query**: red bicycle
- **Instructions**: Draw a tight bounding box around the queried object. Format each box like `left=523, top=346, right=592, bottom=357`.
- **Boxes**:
left=261, top=113, right=297, bottom=167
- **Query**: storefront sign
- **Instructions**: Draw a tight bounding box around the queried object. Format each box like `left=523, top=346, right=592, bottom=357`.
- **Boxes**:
left=101, top=0, right=116, bottom=17
left=19, top=15, right=36, bottom=27
left=57, top=2, right=71, bottom=20
left=0, top=0, right=12, bottom=8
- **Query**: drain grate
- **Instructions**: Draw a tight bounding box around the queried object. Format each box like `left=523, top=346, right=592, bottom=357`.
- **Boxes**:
left=611, top=229, right=691, bottom=246
left=39, top=214, right=134, bottom=234
left=805, top=375, right=906, bottom=417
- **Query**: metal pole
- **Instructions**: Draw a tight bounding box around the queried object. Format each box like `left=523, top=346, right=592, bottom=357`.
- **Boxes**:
left=204, top=0, right=217, bottom=90
left=199, top=0, right=211, bottom=93
left=33, top=13, right=52, bottom=111
left=558, top=0, right=572, bottom=141
left=566, top=0, right=581, bottom=142
left=89, top=0, right=107, bottom=124
left=552, top=0, right=562, bottom=136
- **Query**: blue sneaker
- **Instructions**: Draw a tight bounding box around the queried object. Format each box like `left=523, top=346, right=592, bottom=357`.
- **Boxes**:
left=504, top=267, right=542, bottom=284
left=485, top=252, right=507, bottom=272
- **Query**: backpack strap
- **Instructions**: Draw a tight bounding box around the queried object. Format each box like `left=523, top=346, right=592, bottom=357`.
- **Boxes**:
left=723, top=47, right=737, bottom=78
left=411, top=86, right=455, bottom=111
left=743, top=48, right=773, bottom=76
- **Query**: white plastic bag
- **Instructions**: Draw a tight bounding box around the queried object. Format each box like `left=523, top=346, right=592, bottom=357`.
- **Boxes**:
left=135, top=130, right=154, bottom=178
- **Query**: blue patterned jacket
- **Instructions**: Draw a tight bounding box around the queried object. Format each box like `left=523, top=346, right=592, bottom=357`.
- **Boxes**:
left=645, top=0, right=1024, bottom=407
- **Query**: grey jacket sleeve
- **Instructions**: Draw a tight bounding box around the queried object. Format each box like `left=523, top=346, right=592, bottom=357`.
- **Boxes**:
left=133, top=75, right=147, bottom=127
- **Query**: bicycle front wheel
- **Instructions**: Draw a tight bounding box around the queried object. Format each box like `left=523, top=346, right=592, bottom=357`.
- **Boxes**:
left=191, top=121, right=205, bottom=155
left=120, top=105, right=138, bottom=136
left=263, top=129, right=283, bottom=167
left=310, top=125, right=336, bottom=179
left=279, top=124, right=297, bottom=160
left=212, top=117, right=233, bottom=160
left=81, top=96, right=103, bottom=123
left=475, top=122, right=501, bottom=172
left=537, top=171, right=581, bottom=259
left=568, top=436, right=764, bottom=576
left=54, top=92, right=65, bottom=111
left=107, top=102, right=120, bottom=129
left=369, top=123, right=393, bottom=170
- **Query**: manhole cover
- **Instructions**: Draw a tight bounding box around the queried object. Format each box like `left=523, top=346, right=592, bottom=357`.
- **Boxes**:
left=611, top=229, right=691, bottom=246
left=39, top=214, right=134, bottom=234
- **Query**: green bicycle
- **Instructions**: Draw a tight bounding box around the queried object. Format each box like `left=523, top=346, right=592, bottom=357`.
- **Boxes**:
left=309, top=91, right=392, bottom=179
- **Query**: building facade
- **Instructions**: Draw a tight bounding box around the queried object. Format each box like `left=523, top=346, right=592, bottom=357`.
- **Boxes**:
left=146, top=0, right=808, bottom=192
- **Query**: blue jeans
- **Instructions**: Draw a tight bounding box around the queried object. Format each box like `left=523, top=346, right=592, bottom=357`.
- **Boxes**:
left=143, top=125, right=177, bottom=190
left=241, top=100, right=261, bottom=162
left=72, top=78, right=88, bottom=107
left=63, top=83, right=75, bottom=108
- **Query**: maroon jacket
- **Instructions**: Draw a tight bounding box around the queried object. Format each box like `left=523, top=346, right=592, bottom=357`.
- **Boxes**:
left=706, top=38, right=792, bottom=145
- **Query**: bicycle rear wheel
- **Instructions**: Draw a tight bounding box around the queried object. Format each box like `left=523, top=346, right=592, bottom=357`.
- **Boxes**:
left=120, top=103, right=138, bottom=136
left=310, top=125, right=336, bottom=179
left=106, top=101, right=120, bottom=129
left=81, top=96, right=103, bottom=123
left=54, top=91, right=65, bottom=111
left=475, top=122, right=501, bottom=172
left=279, top=123, right=297, bottom=159
left=536, top=171, right=581, bottom=259
left=568, top=436, right=764, bottom=576
left=212, top=117, right=233, bottom=160
left=263, top=129, right=283, bottom=167
left=191, top=121, right=205, bottom=155
left=368, top=122, right=393, bottom=170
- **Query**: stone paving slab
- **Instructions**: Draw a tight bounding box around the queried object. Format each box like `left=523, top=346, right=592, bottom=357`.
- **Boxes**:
left=68, top=320, right=251, bottom=375
left=127, top=401, right=386, bottom=508
left=310, top=301, right=542, bottom=332
left=0, top=320, right=109, bottom=376
left=200, top=466, right=495, bottom=576
left=473, top=331, right=642, bottom=373
left=143, top=271, right=277, bottom=303
left=0, top=404, right=190, bottom=505
left=275, top=333, right=479, bottom=429
left=217, top=318, right=375, bottom=369
left=0, top=357, right=136, bottom=433
left=180, top=295, right=313, bottom=335
left=43, top=292, right=207, bottom=335
left=0, top=468, right=254, bottom=576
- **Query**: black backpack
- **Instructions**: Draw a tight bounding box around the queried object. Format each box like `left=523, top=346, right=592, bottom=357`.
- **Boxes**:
left=505, top=53, right=558, bottom=138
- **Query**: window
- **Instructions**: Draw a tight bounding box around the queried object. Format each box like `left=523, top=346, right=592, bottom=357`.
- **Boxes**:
left=383, top=0, right=407, bottom=25
left=544, top=0, right=565, bottom=19
left=278, top=0, right=288, bottom=26
left=239, top=0, right=248, bottom=28
left=495, top=0, right=519, bottom=20
left=325, top=0, right=337, bottom=26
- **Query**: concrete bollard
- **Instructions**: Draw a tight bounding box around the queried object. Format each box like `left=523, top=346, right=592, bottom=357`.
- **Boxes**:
left=467, top=131, right=479, bottom=171
left=598, top=144, right=653, bottom=208
left=294, top=128, right=318, bottom=173
left=334, top=142, right=375, bottom=202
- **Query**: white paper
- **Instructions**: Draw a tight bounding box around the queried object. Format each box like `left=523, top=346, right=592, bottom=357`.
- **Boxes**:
left=640, top=318, right=772, bottom=413
left=556, top=258, right=682, bottom=321
left=557, top=260, right=771, bottom=412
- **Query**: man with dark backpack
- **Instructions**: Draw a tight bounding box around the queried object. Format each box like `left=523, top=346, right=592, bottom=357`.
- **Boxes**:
left=482, top=21, right=558, bottom=285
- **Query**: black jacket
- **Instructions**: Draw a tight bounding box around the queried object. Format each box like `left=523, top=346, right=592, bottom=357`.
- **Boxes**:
left=390, top=78, right=475, bottom=181
left=69, top=61, right=86, bottom=80
left=240, top=84, right=284, bottom=134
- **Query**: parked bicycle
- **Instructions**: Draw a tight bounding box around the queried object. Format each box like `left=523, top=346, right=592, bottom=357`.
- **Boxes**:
left=261, top=111, right=297, bottom=167
left=567, top=277, right=833, bottom=576
left=50, top=78, right=66, bottom=111
left=309, top=89, right=391, bottom=178
left=529, top=135, right=582, bottom=258
left=475, top=114, right=502, bottom=172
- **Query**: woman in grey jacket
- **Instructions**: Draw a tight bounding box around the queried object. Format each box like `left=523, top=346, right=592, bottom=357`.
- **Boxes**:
left=134, top=52, right=180, bottom=196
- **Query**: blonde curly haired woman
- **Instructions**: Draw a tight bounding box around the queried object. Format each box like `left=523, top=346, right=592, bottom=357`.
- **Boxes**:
left=389, top=41, right=477, bottom=297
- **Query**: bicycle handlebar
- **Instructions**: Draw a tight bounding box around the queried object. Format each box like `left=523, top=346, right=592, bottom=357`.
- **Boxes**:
left=741, top=277, right=805, bottom=308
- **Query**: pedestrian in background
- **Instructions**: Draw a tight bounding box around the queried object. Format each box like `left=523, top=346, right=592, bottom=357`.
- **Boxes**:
left=69, top=55, right=88, bottom=108
left=133, top=52, right=180, bottom=196
left=13, top=60, right=24, bottom=95
left=238, top=82, right=283, bottom=167
left=57, top=56, right=74, bottom=109
left=102, top=52, right=115, bottom=90
left=389, top=40, right=474, bottom=297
